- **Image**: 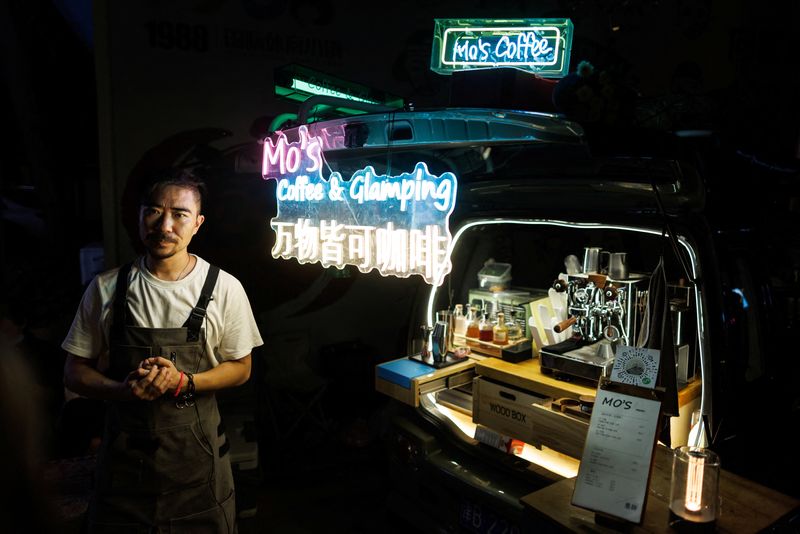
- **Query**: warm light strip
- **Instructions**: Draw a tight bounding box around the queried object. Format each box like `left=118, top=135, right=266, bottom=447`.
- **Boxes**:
left=427, top=218, right=708, bottom=418
left=432, top=398, right=478, bottom=438
left=430, top=394, right=579, bottom=479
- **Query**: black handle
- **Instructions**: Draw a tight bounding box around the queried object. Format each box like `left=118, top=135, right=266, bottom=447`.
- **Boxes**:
left=499, top=391, right=516, bottom=401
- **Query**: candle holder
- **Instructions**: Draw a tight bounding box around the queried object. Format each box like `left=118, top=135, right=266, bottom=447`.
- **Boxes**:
left=669, top=446, right=720, bottom=532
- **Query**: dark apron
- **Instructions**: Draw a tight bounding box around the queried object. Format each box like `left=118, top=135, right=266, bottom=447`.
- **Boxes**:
left=89, top=262, right=236, bottom=534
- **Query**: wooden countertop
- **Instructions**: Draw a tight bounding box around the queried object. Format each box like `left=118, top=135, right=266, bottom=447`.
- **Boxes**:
left=476, top=357, right=702, bottom=408
left=521, top=445, right=799, bottom=533
left=477, top=357, right=597, bottom=400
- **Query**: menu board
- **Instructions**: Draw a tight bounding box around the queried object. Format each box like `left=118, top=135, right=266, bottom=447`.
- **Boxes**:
left=571, top=387, right=661, bottom=524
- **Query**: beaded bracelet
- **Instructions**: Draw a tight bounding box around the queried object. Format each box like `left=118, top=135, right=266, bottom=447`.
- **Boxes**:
left=186, top=372, right=195, bottom=396
left=176, top=372, right=196, bottom=409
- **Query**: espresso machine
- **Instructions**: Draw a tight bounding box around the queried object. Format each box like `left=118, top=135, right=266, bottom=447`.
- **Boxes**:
left=539, top=248, right=649, bottom=382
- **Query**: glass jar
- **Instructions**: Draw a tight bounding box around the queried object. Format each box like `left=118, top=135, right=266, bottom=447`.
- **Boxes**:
left=506, top=310, right=523, bottom=341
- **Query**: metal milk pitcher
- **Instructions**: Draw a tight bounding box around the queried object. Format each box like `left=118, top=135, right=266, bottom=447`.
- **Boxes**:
left=607, top=252, right=628, bottom=279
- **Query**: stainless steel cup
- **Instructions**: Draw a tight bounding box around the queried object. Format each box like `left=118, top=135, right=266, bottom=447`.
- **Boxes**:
left=433, top=310, right=453, bottom=360
left=582, top=247, right=602, bottom=274
left=608, top=252, right=628, bottom=279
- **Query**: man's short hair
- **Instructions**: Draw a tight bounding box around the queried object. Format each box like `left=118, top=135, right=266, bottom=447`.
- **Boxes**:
left=139, top=169, right=208, bottom=214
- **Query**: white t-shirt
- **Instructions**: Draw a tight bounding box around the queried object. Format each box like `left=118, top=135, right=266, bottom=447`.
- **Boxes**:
left=62, top=255, right=263, bottom=371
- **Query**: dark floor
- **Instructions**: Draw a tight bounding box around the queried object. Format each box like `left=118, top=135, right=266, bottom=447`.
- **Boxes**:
left=41, top=405, right=800, bottom=534
left=39, top=364, right=800, bottom=533
left=45, top=416, right=422, bottom=534
left=239, top=438, right=416, bottom=534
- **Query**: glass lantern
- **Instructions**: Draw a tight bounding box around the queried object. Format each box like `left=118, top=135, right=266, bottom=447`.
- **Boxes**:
left=669, top=446, right=720, bottom=531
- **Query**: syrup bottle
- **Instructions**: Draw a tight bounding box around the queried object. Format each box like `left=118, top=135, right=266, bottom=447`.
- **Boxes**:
left=479, top=312, right=494, bottom=342
left=493, top=312, right=509, bottom=344
left=465, top=306, right=480, bottom=339
left=453, top=304, right=467, bottom=336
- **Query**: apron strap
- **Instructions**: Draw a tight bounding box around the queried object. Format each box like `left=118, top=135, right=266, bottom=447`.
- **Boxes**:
left=183, top=265, right=220, bottom=342
left=110, top=262, right=134, bottom=345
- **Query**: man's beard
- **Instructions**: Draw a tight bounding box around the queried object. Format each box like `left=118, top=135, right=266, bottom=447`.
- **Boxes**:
left=144, top=232, right=179, bottom=258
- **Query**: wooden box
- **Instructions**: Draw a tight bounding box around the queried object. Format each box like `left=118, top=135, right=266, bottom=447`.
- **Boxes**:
left=472, top=376, right=590, bottom=459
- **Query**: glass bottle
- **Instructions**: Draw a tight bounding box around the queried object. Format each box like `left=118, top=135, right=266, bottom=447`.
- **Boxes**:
left=465, top=306, right=480, bottom=339
left=453, top=304, right=467, bottom=336
left=493, top=312, right=509, bottom=344
left=479, top=312, right=494, bottom=341
left=506, top=310, right=523, bottom=341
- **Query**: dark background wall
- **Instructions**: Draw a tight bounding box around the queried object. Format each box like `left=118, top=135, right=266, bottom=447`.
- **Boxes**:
left=1, top=0, right=799, bottom=511
left=3, top=0, right=798, bottom=345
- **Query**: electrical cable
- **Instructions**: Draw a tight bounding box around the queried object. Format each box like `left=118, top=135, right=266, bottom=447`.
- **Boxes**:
left=637, top=255, right=663, bottom=348
left=650, top=181, right=696, bottom=285
left=650, top=176, right=715, bottom=444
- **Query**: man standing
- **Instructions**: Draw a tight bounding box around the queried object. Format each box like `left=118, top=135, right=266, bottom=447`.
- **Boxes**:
left=63, top=171, right=263, bottom=532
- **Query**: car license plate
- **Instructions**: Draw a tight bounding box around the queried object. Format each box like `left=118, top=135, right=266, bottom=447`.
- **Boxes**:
left=459, top=499, right=521, bottom=534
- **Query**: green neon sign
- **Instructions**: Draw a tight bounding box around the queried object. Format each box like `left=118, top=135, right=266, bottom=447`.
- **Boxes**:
left=274, top=64, right=404, bottom=110
left=290, top=79, right=379, bottom=104
left=430, top=18, right=573, bottom=77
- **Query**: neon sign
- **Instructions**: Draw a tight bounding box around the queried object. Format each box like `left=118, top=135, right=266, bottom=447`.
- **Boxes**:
left=430, top=18, right=573, bottom=77
left=262, top=126, right=457, bottom=285
left=274, top=64, right=404, bottom=109
left=290, top=79, right=379, bottom=104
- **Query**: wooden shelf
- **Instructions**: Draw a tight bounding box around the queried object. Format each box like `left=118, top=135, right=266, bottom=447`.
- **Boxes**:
left=476, top=357, right=702, bottom=409
left=453, top=333, right=529, bottom=358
